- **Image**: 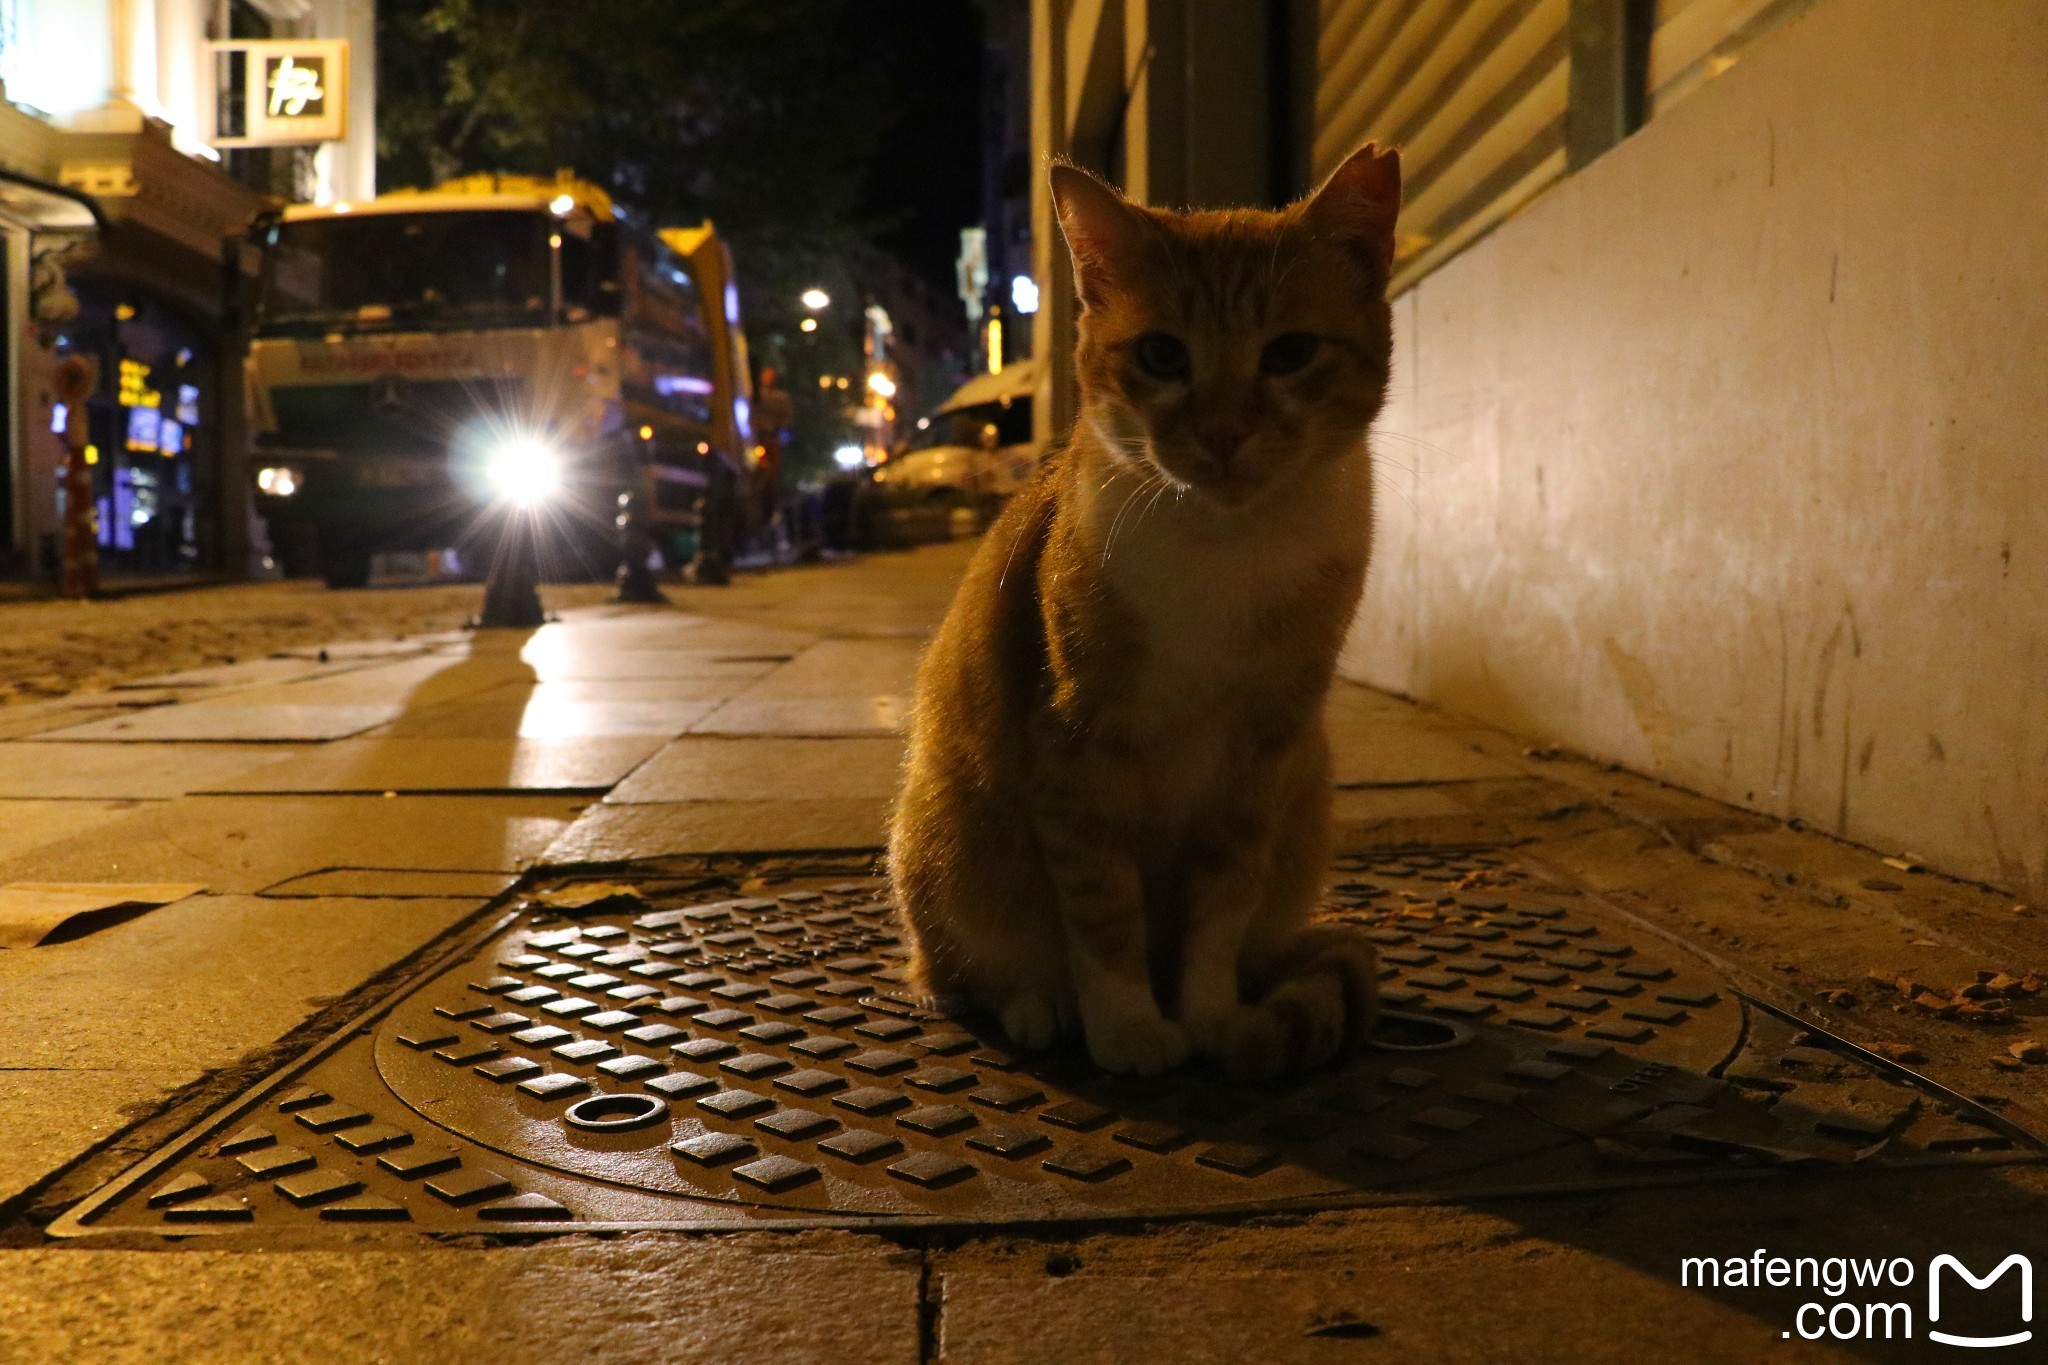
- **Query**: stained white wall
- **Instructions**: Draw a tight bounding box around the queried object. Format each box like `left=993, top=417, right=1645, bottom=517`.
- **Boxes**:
left=1344, top=0, right=2048, bottom=901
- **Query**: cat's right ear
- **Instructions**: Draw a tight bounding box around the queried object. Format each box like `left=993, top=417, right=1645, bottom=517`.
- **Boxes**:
left=1303, top=142, right=1402, bottom=278
left=1050, top=162, right=1149, bottom=309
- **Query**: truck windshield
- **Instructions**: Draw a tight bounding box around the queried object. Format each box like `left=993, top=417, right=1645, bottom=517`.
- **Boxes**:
left=257, top=210, right=552, bottom=335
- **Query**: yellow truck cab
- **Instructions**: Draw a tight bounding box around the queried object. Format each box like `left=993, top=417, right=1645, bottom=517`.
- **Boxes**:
left=246, top=173, right=751, bottom=586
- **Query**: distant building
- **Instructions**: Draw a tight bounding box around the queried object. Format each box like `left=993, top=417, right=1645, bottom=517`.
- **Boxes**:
left=859, top=248, right=970, bottom=455
left=0, top=0, right=374, bottom=585
left=959, top=0, right=1033, bottom=376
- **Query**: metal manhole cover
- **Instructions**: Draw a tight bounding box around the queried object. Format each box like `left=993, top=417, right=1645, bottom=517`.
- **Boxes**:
left=53, top=849, right=2044, bottom=1237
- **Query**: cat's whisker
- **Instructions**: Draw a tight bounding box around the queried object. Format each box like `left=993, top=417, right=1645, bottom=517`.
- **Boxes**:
left=1369, top=451, right=1417, bottom=480
left=1133, top=474, right=1176, bottom=539
left=1105, top=472, right=1155, bottom=564
left=1371, top=427, right=1450, bottom=460
left=1368, top=462, right=1418, bottom=517
left=1101, top=468, right=1168, bottom=565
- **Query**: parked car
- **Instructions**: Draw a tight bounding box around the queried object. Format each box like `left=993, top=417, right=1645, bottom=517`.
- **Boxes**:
left=870, top=359, right=1040, bottom=544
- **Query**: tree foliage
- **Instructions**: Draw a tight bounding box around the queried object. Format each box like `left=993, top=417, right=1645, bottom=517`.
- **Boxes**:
left=377, top=0, right=897, bottom=469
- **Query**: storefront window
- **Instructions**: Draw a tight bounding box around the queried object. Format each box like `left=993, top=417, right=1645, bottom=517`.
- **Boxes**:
left=61, top=282, right=211, bottom=576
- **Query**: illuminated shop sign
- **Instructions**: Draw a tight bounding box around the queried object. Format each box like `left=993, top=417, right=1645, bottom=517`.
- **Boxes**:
left=211, top=40, right=350, bottom=145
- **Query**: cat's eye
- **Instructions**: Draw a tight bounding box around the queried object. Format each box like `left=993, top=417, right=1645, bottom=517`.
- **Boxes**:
left=1132, top=332, right=1192, bottom=381
left=1259, top=332, right=1320, bottom=376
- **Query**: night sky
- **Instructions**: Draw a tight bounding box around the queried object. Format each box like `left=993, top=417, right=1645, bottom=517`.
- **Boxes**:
left=854, top=1, right=986, bottom=297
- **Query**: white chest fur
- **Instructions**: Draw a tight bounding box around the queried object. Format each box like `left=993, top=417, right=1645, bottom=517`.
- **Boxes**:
left=1077, top=449, right=1371, bottom=784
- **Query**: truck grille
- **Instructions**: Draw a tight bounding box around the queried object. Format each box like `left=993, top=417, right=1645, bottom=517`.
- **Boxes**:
left=268, top=378, right=527, bottom=458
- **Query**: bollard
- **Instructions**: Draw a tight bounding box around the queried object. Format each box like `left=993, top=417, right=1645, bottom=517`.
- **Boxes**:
left=613, top=487, right=667, bottom=604
left=477, top=510, right=545, bottom=629
left=52, top=354, right=99, bottom=599
left=689, top=451, right=737, bottom=586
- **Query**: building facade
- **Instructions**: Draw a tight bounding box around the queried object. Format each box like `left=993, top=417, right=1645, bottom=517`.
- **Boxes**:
left=0, top=0, right=374, bottom=585
left=1028, top=0, right=2047, bottom=901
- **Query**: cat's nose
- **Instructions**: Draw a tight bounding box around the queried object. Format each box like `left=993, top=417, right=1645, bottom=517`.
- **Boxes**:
left=1198, top=423, right=1251, bottom=467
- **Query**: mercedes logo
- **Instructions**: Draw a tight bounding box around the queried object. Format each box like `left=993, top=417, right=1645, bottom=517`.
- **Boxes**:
left=371, top=372, right=407, bottom=413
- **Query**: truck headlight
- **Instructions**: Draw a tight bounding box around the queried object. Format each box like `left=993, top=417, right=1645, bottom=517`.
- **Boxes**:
left=484, top=438, right=561, bottom=506
left=257, top=466, right=301, bottom=497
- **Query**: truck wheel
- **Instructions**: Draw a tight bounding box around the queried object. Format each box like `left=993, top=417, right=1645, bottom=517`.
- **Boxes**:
left=321, top=538, right=372, bottom=590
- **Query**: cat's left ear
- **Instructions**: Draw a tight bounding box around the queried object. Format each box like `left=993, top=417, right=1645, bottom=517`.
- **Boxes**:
left=1303, top=142, right=1402, bottom=277
left=1050, top=162, right=1151, bottom=309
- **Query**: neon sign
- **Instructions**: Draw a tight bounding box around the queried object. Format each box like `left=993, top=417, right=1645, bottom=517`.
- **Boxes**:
left=266, top=56, right=325, bottom=118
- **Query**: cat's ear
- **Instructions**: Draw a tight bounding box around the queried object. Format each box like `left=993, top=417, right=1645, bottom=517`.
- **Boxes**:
left=1049, top=162, right=1150, bottom=308
left=1303, top=142, right=1402, bottom=277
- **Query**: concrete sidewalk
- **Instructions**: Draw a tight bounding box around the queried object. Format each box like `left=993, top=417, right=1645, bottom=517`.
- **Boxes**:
left=0, top=541, right=2042, bottom=1363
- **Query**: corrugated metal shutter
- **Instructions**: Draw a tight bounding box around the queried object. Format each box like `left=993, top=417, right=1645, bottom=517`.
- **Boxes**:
left=1315, top=0, right=1571, bottom=296
left=1314, top=0, right=1813, bottom=294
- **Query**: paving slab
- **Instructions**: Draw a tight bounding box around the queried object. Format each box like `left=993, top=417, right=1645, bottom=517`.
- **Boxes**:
left=530, top=617, right=821, bottom=656
left=540, top=798, right=890, bottom=862
left=933, top=1243, right=1852, bottom=1365
left=366, top=698, right=722, bottom=739
left=605, top=736, right=907, bottom=803
left=258, top=869, right=518, bottom=899
left=460, top=676, right=752, bottom=705
left=39, top=704, right=406, bottom=743
left=0, top=701, right=140, bottom=740
left=0, top=893, right=487, bottom=1071
left=0, top=882, right=204, bottom=949
left=271, top=638, right=456, bottom=661
left=509, top=698, right=727, bottom=738
left=196, top=736, right=667, bottom=794
left=0, top=1236, right=923, bottom=1365
left=521, top=650, right=797, bottom=683
left=0, top=800, right=146, bottom=864
left=0, top=795, right=583, bottom=894
left=0, top=742, right=309, bottom=799
left=936, top=1272, right=1407, bottom=1364
left=0, top=891, right=488, bottom=1202
left=1326, top=683, right=1522, bottom=784
left=210, top=653, right=527, bottom=711
left=0, top=1070, right=188, bottom=1207
left=691, top=698, right=909, bottom=737
left=736, top=638, right=924, bottom=700
left=521, top=624, right=817, bottom=681
left=651, top=538, right=974, bottom=637
left=123, top=657, right=361, bottom=690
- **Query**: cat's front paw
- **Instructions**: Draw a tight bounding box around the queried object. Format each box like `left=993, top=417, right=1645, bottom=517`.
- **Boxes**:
left=1217, top=975, right=1352, bottom=1081
left=1085, top=1011, right=1190, bottom=1076
left=999, top=992, right=1065, bottom=1052
left=1179, top=1000, right=1255, bottom=1064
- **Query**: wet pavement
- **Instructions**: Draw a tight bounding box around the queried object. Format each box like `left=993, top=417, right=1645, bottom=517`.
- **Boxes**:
left=2, top=541, right=2044, bottom=1363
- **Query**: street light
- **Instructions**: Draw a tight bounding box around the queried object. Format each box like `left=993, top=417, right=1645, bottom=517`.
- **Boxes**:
left=867, top=372, right=897, bottom=399
left=801, top=288, right=830, bottom=311
left=799, top=318, right=818, bottom=333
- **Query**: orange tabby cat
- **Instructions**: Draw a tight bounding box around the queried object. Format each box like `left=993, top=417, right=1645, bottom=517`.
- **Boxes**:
left=890, top=145, right=1401, bottom=1078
